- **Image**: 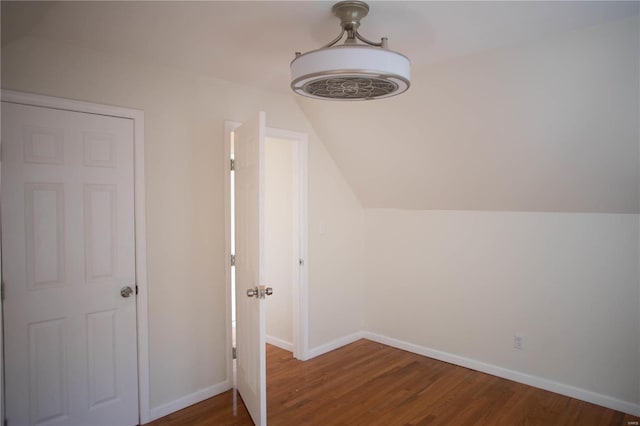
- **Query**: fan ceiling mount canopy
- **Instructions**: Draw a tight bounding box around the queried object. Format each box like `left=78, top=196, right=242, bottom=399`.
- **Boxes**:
left=290, top=1, right=411, bottom=101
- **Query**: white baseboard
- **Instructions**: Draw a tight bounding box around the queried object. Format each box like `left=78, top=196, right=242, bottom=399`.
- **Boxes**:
left=362, top=332, right=640, bottom=417
left=146, top=380, right=232, bottom=423
left=305, top=331, right=365, bottom=360
left=266, top=335, right=293, bottom=352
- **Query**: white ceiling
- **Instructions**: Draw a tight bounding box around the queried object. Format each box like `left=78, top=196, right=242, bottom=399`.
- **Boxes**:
left=3, top=1, right=637, bottom=94
left=3, top=1, right=639, bottom=213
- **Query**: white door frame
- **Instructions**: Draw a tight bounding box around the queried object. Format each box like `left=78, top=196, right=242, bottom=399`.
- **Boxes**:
left=0, top=90, right=151, bottom=424
left=224, top=120, right=309, bottom=381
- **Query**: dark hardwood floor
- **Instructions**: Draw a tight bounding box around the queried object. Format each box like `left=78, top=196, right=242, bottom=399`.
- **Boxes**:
left=147, top=339, right=639, bottom=425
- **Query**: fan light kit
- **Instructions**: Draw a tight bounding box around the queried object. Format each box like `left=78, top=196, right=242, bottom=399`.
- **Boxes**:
left=290, top=1, right=411, bottom=101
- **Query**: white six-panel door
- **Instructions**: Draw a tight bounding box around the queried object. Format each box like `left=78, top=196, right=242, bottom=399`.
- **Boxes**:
left=234, top=112, right=267, bottom=426
left=2, top=102, right=139, bottom=426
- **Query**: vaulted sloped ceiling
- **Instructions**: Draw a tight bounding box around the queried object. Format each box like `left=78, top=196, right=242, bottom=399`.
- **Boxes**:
left=297, top=14, right=640, bottom=213
left=2, top=1, right=639, bottom=213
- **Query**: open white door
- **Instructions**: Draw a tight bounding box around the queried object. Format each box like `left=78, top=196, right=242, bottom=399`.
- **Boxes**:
left=234, top=112, right=269, bottom=426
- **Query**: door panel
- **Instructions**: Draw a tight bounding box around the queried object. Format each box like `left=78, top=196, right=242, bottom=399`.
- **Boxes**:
left=2, top=102, right=138, bottom=426
left=28, top=319, right=66, bottom=425
left=234, top=112, right=267, bottom=426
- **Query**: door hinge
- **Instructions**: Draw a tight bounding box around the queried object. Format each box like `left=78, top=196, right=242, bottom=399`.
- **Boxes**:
left=232, top=347, right=237, bottom=359
left=299, top=258, right=304, bottom=266
left=231, top=254, right=236, bottom=266
left=135, top=285, right=139, bottom=295
left=230, top=158, right=235, bottom=171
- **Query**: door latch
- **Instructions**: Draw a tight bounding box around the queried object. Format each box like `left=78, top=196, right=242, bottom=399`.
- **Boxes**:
left=246, top=285, right=273, bottom=299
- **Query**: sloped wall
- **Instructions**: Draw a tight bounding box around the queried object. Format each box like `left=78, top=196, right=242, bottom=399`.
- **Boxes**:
left=297, top=16, right=639, bottom=214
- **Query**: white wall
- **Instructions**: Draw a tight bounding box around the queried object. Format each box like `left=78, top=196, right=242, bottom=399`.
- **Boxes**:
left=1, top=35, right=365, bottom=416
left=307, top=143, right=365, bottom=348
left=364, top=209, right=640, bottom=405
left=264, top=137, right=294, bottom=348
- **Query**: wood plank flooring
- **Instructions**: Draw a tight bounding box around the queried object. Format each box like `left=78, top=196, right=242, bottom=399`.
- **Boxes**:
left=147, top=339, right=639, bottom=425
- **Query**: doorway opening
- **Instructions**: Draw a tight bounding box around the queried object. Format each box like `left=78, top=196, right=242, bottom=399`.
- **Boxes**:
left=224, top=121, right=309, bottom=385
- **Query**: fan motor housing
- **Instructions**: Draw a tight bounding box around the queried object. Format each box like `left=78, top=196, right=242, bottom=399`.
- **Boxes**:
left=291, top=44, right=411, bottom=100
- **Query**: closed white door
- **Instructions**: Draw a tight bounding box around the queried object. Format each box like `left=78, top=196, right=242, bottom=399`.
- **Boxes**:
left=2, top=102, right=139, bottom=426
left=234, top=112, right=268, bottom=426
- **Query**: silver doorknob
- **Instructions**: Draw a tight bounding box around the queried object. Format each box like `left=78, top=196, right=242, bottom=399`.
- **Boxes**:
left=120, top=286, right=134, bottom=298
left=247, top=287, right=258, bottom=298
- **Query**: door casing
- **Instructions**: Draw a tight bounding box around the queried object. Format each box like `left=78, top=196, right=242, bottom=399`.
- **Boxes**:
left=0, top=90, right=151, bottom=424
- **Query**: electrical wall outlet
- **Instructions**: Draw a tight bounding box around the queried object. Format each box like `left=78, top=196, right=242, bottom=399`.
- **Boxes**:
left=514, top=334, right=524, bottom=350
